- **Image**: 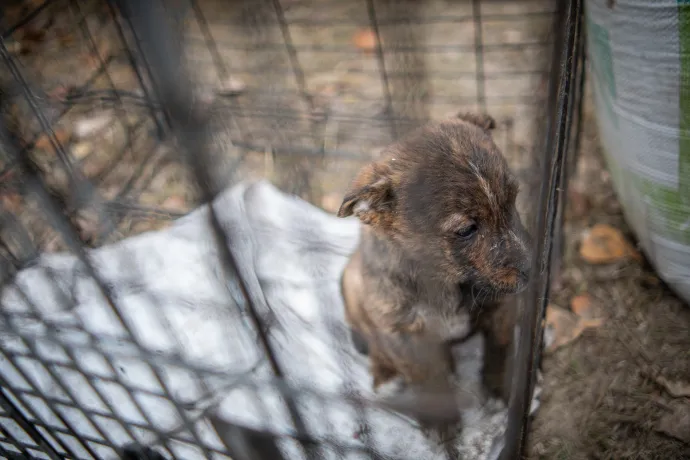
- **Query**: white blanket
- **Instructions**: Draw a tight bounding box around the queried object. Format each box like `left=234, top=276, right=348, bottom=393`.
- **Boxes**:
left=0, top=180, right=535, bottom=460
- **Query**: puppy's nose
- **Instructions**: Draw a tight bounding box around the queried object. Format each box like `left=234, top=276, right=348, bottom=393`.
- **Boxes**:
left=521, top=255, right=533, bottom=275
left=514, top=252, right=532, bottom=283
left=517, top=268, right=530, bottom=285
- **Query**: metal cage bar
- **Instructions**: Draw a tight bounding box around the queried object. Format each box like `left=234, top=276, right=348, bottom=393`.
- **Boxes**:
left=500, top=0, right=584, bottom=458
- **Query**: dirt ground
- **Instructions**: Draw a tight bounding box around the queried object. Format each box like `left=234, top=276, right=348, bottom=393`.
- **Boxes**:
left=527, top=89, right=690, bottom=460
left=2, top=0, right=690, bottom=459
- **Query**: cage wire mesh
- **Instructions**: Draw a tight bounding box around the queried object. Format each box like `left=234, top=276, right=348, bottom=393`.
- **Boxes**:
left=0, top=0, right=584, bottom=459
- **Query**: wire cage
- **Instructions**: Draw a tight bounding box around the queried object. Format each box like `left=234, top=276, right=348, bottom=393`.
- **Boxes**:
left=0, top=0, right=584, bottom=459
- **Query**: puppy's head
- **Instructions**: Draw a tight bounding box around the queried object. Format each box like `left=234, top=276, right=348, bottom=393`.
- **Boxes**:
left=338, top=112, right=531, bottom=295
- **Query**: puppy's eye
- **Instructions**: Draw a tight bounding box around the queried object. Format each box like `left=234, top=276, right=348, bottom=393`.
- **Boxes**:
left=456, top=223, right=478, bottom=240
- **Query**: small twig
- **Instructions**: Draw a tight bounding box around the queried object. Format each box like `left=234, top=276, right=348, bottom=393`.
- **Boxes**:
left=643, top=371, right=690, bottom=400
left=610, top=316, right=655, bottom=366
left=608, top=415, right=645, bottom=424
left=608, top=387, right=675, bottom=413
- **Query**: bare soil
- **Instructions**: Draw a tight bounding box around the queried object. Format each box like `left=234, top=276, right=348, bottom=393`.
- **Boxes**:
left=527, top=90, right=690, bottom=460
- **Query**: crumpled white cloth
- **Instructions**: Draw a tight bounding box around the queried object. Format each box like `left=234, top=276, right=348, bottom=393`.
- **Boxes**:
left=0, top=180, right=534, bottom=460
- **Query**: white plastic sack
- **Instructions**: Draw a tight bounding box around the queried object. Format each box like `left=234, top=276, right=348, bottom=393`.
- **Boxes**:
left=0, top=180, right=539, bottom=460
left=586, top=0, right=690, bottom=303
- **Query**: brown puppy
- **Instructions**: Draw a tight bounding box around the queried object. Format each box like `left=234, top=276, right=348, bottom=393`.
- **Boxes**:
left=338, top=112, right=531, bottom=404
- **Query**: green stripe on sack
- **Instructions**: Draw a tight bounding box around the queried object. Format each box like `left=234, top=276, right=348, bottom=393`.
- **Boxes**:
left=639, top=1, right=690, bottom=245
left=634, top=2, right=690, bottom=245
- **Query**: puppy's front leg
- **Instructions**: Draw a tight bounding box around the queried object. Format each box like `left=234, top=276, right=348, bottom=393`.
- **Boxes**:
left=369, top=347, right=401, bottom=393
left=391, top=332, right=462, bottom=452
left=367, top=330, right=462, bottom=440
left=478, top=301, right=517, bottom=403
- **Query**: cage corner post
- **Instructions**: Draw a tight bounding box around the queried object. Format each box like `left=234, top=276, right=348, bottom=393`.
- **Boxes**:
left=499, top=0, right=584, bottom=458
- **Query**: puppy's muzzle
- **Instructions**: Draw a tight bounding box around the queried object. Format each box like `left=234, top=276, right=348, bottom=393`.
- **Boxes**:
left=512, top=257, right=532, bottom=292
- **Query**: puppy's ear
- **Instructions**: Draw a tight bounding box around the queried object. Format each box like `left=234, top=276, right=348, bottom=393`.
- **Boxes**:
left=337, top=162, right=395, bottom=226
left=456, top=112, right=496, bottom=131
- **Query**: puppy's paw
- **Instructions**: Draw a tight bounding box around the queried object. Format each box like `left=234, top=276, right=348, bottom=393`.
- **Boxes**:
left=374, top=375, right=406, bottom=398
left=423, top=422, right=461, bottom=457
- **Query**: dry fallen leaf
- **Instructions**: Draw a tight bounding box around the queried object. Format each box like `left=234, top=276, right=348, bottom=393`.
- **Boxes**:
left=579, top=223, right=641, bottom=264
left=44, top=168, right=70, bottom=195
left=642, top=274, right=661, bottom=286
left=43, top=235, right=61, bottom=253
left=82, top=155, right=109, bottom=178
left=139, top=192, right=160, bottom=207
left=132, top=219, right=171, bottom=234
left=73, top=113, right=114, bottom=139
left=370, top=147, right=386, bottom=159
left=656, top=400, right=690, bottom=444
left=656, top=375, right=690, bottom=399
left=71, top=142, right=92, bottom=160
left=48, top=85, right=74, bottom=101
left=353, top=28, right=377, bottom=52
left=570, top=293, right=597, bottom=319
left=315, top=83, right=338, bottom=100
left=101, top=186, right=121, bottom=201
left=544, top=306, right=577, bottom=351
left=34, top=128, right=72, bottom=151
left=57, top=30, right=76, bottom=47
left=544, top=304, right=604, bottom=352
left=82, top=42, right=113, bottom=68
left=75, top=211, right=102, bottom=243
left=321, top=193, right=342, bottom=214
left=5, top=39, right=24, bottom=55
left=162, top=195, right=188, bottom=213
left=217, top=77, right=247, bottom=97
left=195, top=88, right=216, bottom=106
left=19, top=27, right=47, bottom=46
left=1, top=194, right=23, bottom=213
left=13, top=27, right=46, bottom=55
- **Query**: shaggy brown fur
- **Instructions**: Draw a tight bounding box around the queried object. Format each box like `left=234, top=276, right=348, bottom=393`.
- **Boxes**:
left=338, top=112, right=531, bottom=406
